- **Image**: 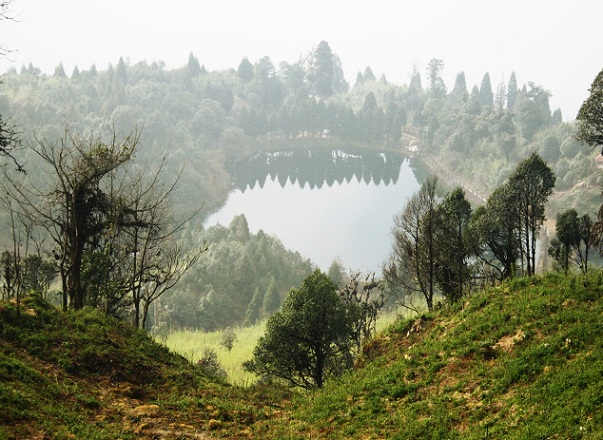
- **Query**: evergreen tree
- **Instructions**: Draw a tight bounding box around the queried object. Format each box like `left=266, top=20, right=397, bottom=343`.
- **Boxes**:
left=426, top=58, right=446, bottom=97
left=516, top=98, right=544, bottom=141
left=355, top=71, right=364, bottom=85
left=362, top=66, right=376, bottom=82
left=186, top=52, right=203, bottom=77
left=508, top=153, right=556, bottom=276
left=53, top=63, right=67, bottom=79
left=548, top=209, right=581, bottom=274
left=577, top=214, right=593, bottom=275
left=452, top=71, right=468, bottom=99
left=262, top=276, right=280, bottom=315
left=71, top=65, right=81, bottom=80
left=507, top=71, right=518, bottom=111
left=331, top=54, right=349, bottom=94
left=470, top=185, right=521, bottom=281
left=479, top=72, right=494, bottom=107
left=245, top=287, right=264, bottom=325
left=116, top=56, right=128, bottom=84
left=362, top=92, right=378, bottom=112
left=309, top=40, right=334, bottom=99
left=434, top=188, right=472, bottom=302
left=327, top=259, right=345, bottom=285
left=468, top=85, right=482, bottom=114
left=237, top=57, right=254, bottom=84
left=409, top=65, right=422, bottom=92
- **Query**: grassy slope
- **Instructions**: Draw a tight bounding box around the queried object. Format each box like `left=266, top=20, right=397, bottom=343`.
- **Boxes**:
left=0, top=296, right=288, bottom=439
left=2, top=272, right=603, bottom=439
left=253, top=272, right=603, bottom=439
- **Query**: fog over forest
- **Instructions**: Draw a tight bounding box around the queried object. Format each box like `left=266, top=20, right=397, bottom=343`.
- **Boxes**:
left=1, top=0, right=602, bottom=120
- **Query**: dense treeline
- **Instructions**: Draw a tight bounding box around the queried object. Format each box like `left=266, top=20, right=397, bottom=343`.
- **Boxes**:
left=159, top=214, right=314, bottom=330
left=1, top=44, right=596, bottom=217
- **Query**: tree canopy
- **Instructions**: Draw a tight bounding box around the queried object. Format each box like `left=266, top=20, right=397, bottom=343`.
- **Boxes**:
left=577, top=67, right=603, bottom=152
left=244, top=270, right=355, bottom=389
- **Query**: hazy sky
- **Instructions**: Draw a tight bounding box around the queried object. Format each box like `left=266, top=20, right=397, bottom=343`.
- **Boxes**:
left=1, top=0, right=601, bottom=120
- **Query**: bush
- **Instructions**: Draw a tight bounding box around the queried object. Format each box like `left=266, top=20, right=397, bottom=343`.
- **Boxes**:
left=196, top=349, right=227, bottom=381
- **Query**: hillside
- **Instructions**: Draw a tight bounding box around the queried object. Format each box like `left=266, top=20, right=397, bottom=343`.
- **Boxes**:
left=2, top=272, right=603, bottom=438
left=255, top=272, right=603, bottom=439
left=0, top=296, right=288, bottom=439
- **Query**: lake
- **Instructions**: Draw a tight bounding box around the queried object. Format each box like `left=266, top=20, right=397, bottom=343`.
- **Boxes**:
left=204, top=149, right=425, bottom=274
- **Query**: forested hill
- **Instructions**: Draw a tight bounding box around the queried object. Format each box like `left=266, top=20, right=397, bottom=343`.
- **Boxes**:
left=1, top=42, right=600, bottom=333
left=0, top=42, right=597, bottom=221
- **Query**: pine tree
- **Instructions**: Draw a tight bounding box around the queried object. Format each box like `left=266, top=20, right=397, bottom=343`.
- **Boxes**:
left=507, top=71, right=518, bottom=111
left=479, top=72, right=494, bottom=107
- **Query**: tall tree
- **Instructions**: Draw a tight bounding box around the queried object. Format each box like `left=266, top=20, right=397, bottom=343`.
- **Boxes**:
left=362, top=66, right=376, bottom=82
left=237, top=57, right=254, bottom=84
left=479, top=72, right=494, bottom=107
left=434, top=188, right=472, bottom=302
left=186, top=52, right=203, bottom=77
left=451, top=71, right=468, bottom=100
left=507, top=153, right=556, bottom=276
left=309, top=40, right=334, bottom=99
left=426, top=58, right=446, bottom=98
left=577, top=213, right=593, bottom=275
left=2, top=127, right=200, bottom=315
left=119, top=159, right=203, bottom=328
left=470, top=184, right=521, bottom=281
left=9, top=129, right=139, bottom=309
left=576, top=67, right=603, bottom=152
left=116, top=56, right=128, bottom=84
left=244, top=270, right=355, bottom=389
left=338, top=272, right=384, bottom=350
left=516, top=97, right=545, bottom=141
left=507, top=71, right=518, bottom=111
left=384, top=176, right=440, bottom=311
left=548, top=209, right=581, bottom=274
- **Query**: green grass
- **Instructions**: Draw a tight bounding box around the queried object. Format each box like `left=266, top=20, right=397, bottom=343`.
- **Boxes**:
left=3, top=272, right=603, bottom=438
left=163, top=322, right=266, bottom=386
left=249, top=271, right=603, bottom=438
left=161, top=305, right=416, bottom=387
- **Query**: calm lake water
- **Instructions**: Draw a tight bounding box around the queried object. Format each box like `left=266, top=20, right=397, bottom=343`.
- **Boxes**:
left=204, top=149, right=425, bottom=273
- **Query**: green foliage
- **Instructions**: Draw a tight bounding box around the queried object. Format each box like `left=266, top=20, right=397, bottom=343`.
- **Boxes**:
left=244, top=270, right=356, bottom=389
left=167, top=215, right=313, bottom=330
left=434, top=187, right=473, bottom=302
left=219, top=327, right=237, bottom=351
left=508, top=153, right=556, bottom=276
left=577, top=67, right=603, bottom=151
left=196, top=348, right=227, bottom=381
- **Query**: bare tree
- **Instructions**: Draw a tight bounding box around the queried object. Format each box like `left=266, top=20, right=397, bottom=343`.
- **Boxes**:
left=384, top=176, right=440, bottom=311
left=0, top=1, right=24, bottom=171
left=117, top=160, right=204, bottom=328
left=2, top=127, right=202, bottom=321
